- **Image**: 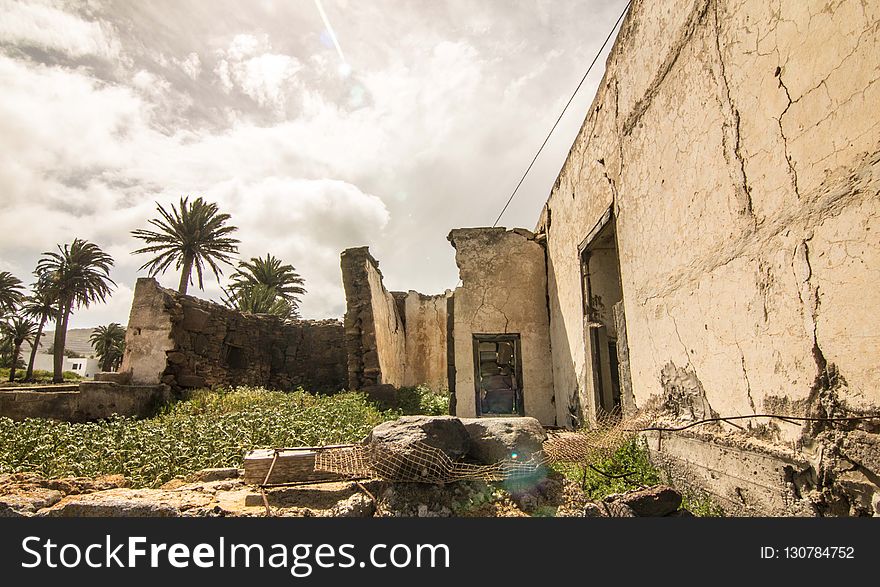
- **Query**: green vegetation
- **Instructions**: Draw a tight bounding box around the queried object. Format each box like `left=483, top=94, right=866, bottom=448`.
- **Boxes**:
left=89, top=322, right=126, bottom=372
left=21, top=281, right=56, bottom=381
left=1, top=315, right=38, bottom=381
left=0, top=387, right=395, bottom=488
left=680, top=489, right=726, bottom=517
left=395, top=384, right=451, bottom=416
left=552, top=437, right=726, bottom=516
left=0, top=271, right=25, bottom=315
left=0, top=368, right=82, bottom=384
left=552, top=437, right=661, bottom=501
left=36, top=238, right=115, bottom=382
left=224, top=253, right=306, bottom=320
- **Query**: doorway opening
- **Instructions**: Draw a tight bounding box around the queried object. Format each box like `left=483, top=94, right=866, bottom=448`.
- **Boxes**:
left=472, top=334, right=524, bottom=417
left=579, top=209, right=627, bottom=416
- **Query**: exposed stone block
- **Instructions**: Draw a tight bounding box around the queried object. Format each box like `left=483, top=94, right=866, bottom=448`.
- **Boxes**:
left=180, top=305, right=211, bottom=332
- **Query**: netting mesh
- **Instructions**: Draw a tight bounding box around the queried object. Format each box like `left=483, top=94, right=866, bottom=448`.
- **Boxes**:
left=314, top=409, right=652, bottom=483
left=315, top=442, right=545, bottom=483
left=544, top=408, right=652, bottom=464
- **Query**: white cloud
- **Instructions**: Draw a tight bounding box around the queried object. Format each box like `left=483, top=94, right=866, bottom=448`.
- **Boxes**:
left=0, top=55, right=150, bottom=227
left=205, top=177, right=390, bottom=317
left=177, top=51, right=201, bottom=79
left=0, top=0, right=120, bottom=59
left=0, top=1, right=623, bottom=329
left=70, top=283, right=135, bottom=329
left=131, top=69, right=172, bottom=99
left=0, top=49, right=392, bottom=324
left=215, top=34, right=301, bottom=110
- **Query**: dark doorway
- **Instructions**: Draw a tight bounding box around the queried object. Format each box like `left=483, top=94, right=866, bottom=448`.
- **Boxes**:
left=579, top=209, right=627, bottom=416
left=473, top=334, right=524, bottom=417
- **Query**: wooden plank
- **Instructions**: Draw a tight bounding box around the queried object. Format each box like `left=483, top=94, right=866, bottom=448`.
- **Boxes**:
left=243, top=446, right=353, bottom=485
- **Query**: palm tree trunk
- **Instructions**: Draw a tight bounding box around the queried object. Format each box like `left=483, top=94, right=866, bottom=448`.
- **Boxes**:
left=178, top=254, right=194, bottom=295
left=25, top=316, right=46, bottom=381
left=9, top=342, right=22, bottom=382
left=52, top=305, right=71, bottom=384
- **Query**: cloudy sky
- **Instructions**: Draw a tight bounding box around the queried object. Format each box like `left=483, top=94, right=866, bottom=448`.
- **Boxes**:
left=0, top=0, right=626, bottom=328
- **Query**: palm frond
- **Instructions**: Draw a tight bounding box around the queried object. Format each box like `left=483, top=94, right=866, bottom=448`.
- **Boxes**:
left=131, top=196, right=240, bottom=292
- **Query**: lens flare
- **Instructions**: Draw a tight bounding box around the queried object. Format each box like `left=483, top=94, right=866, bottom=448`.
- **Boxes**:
left=313, top=0, right=350, bottom=76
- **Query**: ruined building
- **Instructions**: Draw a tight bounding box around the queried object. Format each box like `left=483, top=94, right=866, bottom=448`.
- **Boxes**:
left=339, top=0, right=880, bottom=515
left=18, top=0, right=875, bottom=516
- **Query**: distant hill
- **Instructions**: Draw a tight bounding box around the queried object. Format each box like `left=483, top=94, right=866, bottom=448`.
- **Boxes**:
left=23, top=327, right=122, bottom=358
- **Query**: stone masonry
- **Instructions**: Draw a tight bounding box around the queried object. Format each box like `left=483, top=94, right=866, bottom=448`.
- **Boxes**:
left=119, top=278, right=346, bottom=393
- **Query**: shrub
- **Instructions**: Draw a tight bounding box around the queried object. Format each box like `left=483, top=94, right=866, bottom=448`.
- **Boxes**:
left=395, top=384, right=450, bottom=416
left=0, top=368, right=83, bottom=383
left=0, top=386, right=396, bottom=488
left=552, top=436, right=661, bottom=501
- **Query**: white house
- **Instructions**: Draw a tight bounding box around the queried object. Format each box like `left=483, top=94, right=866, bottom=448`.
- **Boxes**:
left=31, top=354, right=101, bottom=379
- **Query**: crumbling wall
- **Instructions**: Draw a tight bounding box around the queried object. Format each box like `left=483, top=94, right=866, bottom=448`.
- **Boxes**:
left=120, top=278, right=346, bottom=393
left=341, top=248, right=449, bottom=392
left=540, top=0, right=880, bottom=513
left=341, top=247, right=406, bottom=389
left=448, top=228, right=555, bottom=425
left=0, top=382, right=169, bottom=423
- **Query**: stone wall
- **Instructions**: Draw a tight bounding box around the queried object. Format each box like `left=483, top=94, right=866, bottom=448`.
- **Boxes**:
left=120, top=278, right=346, bottom=393
left=341, top=247, right=450, bottom=392
left=0, top=382, right=169, bottom=422
left=538, top=0, right=880, bottom=513
left=448, top=228, right=556, bottom=425
left=341, top=247, right=406, bottom=389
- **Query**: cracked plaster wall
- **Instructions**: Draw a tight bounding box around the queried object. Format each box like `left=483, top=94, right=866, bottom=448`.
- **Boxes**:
left=401, top=290, right=451, bottom=390
left=539, top=0, right=879, bottom=513
left=448, top=228, right=556, bottom=425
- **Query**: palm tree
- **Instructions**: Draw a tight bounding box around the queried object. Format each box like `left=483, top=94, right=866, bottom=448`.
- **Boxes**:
left=226, top=253, right=306, bottom=319
left=1, top=316, right=38, bottom=382
left=131, top=196, right=239, bottom=295
left=21, top=280, right=56, bottom=381
left=0, top=271, right=24, bottom=317
left=223, top=283, right=295, bottom=320
left=230, top=254, right=306, bottom=302
left=36, top=239, right=115, bottom=383
left=89, top=322, right=126, bottom=372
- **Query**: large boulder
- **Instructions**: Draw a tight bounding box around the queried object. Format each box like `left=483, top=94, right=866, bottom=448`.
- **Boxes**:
left=460, top=417, right=547, bottom=464
left=366, top=416, right=470, bottom=460
left=364, top=416, right=471, bottom=482
left=607, top=484, right=683, bottom=517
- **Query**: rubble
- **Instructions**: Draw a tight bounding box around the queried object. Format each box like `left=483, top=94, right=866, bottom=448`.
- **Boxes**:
left=0, top=465, right=695, bottom=518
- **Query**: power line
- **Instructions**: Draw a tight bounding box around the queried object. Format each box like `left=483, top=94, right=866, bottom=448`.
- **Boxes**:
left=492, top=0, right=632, bottom=228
